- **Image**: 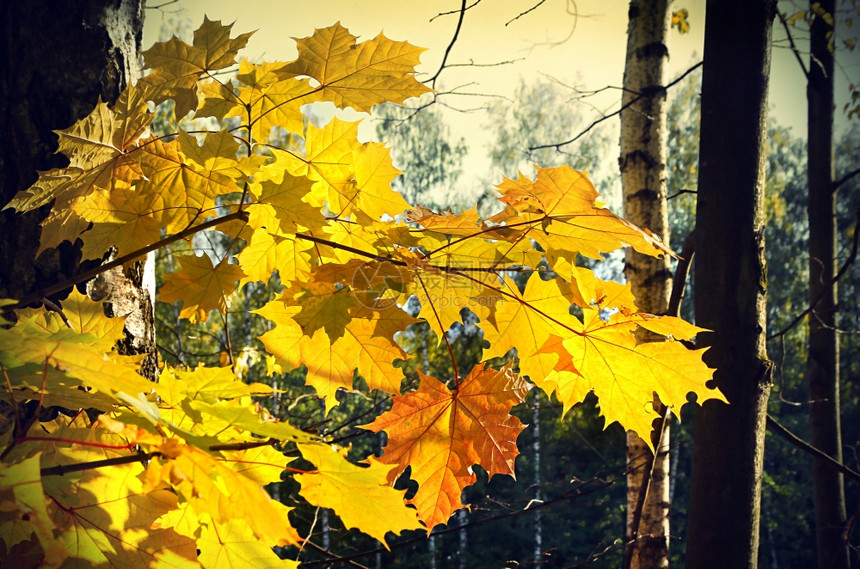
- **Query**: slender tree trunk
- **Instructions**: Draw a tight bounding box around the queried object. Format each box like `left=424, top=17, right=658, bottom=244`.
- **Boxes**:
left=685, top=1, right=775, bottom=568
left=619, top=1, right=672, bottom=567
left=0, top=0, right=154, bottom=377
left=806, top=1, right=850, bottom=567
left=533, top=390, right=542, bottom=565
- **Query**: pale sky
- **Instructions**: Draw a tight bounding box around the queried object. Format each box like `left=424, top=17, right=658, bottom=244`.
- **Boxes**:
left=142, top=1, right=834, bottom=197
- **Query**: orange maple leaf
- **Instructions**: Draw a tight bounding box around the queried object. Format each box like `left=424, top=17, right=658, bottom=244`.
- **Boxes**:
left=361, top=363, right=528, bottom=529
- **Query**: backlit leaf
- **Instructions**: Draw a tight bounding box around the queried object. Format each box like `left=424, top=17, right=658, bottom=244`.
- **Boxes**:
left=294, top=443, right=422, bottom=545
left=362, top=363, right=528, bottom=529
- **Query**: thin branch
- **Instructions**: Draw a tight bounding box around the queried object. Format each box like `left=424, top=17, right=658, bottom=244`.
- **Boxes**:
left=776, top=10, right=811, bottom=80
left=623, top=409, right=671, bottom=569
left=443, top=58, right=525, bottom=68
left=42, top=298, right=72, bottom=328
left=530, top=61, right=703, bottom=152
left=41, top=452, right=162, bottom=477
left=768, top=207, right=860, bottom=339
left=667, top=189, right=697, bottom=200
left=427, top=0, right=467, bottom=90
left=10, top=210, right=249, bottom=310
left=668, top=231, right=696, bottom=317
left=834, top=167, right=860, bottom=191
left=506, top=0, right=548, bottom=26
left=303, top=540, right=371, bottom=569
left=301, top=473, right=620, bottom=567
left=430, top=0, right=483, bottom=23
left=622, top=237, right=692, bottom=568
left=766, top=415, right=860, bottom=484
left=145, top=0, right=179, bottom=9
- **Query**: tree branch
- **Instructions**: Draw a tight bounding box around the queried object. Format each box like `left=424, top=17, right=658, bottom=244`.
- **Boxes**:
left=9, top=210, right=249, bottom=310
left=427, top=0, right=467, bottom=90
left=506, top=0, right=548, bottom=26
left=766, top=414, right=860, bottom=484
left=530, top=61, right=703, bottom=152
left=834, top=167, right=860, bottom=191
left=41, top=451, right=162, bottom=477
left=776, top=10, right=811, bottom=81
left=768, top=207, right=860, bottom=339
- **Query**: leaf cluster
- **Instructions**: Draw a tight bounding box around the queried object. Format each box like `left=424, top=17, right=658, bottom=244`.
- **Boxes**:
left=1, top=17, right=722, bottom=568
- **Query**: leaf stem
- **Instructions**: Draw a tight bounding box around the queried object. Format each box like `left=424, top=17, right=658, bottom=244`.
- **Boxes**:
left=417, top=274, right=460, bottom=387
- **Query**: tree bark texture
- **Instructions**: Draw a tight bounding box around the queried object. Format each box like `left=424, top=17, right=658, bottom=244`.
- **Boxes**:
left=619, top=1, right=673, bottom=568
left=685, top=1, right=775, bottom=568
left=0, top=0, right=155, bottom=378
left=806, top=1, right=850, bottom=567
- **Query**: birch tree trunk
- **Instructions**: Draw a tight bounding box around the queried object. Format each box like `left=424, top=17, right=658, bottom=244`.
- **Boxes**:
left=685, top=0, right=775, bottom=567
left=806, top=1, right=850, bottom=566
left=619, top=2, right=673, bottom=567
left=0, top=0, right=155, bottom=378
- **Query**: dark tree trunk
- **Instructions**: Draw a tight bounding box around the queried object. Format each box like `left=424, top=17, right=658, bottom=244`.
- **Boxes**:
left=806, top=1, right=850, bottom=567
left=619, top=1, right=672, bottom=567
left=0, top=0, right=155, bottom=377
left=685, top=0, right=775, bottom=567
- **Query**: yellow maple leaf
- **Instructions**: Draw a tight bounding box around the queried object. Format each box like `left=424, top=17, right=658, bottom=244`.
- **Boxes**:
left=229, top=60, right=320, bottom=140
left=158, top=365, right=275, bottom=406
left=0, top=454, right=66, bottom=568
left=282, top=22, right=431, bottom=112
left=550, top=310, right=723, bottom=447
left=237, top=228, right=313, bottom=286
left=197, top=515, right=300, bottom=569
left=14, top=288, right=125, bottom=345
left=282, top=282, right=359, bottom=340
left=344, top=142, right=410, bottom=219
left=178, top=129, right=266, bottom=182
left=0, top=317, right=154, bottom=402
left=136, top=138, right=240, bottom=231
left=490, top=166, right=674, bottom=261
left=160, top=254, right=246, bottom=323
left=11, top=417, right=199, bottom=569
left=4, top=85, right=150, bottom=214
left=279, top=118, right=357, bottom=210
left=253, top=173, right=325, bottom=233
left=361, top=363, right=528, bottom=529
left=141, top=16, right=254, bottom=117
left=404, top=206, right=484, bottom=237
left=295, top=443, right=423, bottom=545
left=153, top=442, right=301, bottom=547
left=73, top=186, right=167, bottom=259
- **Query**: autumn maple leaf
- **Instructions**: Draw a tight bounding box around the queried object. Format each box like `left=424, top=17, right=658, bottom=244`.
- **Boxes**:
left=362, top=363, right=529, bottom=529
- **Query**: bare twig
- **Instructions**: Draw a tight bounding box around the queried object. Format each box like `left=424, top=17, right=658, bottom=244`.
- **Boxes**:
left=668, top=231, right=696, bottom=317
left=427, top=0, right=467, bottom=90
left=530, top=61, right=703, bottom=152
left=776, top=11, right=811, bottom=80
left=768, top=207, right=860, bottom=339
left=301, top=540, right=372, bottom=569
left=667, top=188, right=697, bottom=200
left=145, top=0, right=180, bottom=10
left=766, top=414, right=860, bottom=484
left=834, top=167, right=860, bottom=191
left=506, top=0, right=549, bottom=26
left=430, top=0, right=483, bottom=23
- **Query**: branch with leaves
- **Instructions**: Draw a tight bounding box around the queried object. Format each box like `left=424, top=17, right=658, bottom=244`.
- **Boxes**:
left=0, top=17, right=724, bottom=568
